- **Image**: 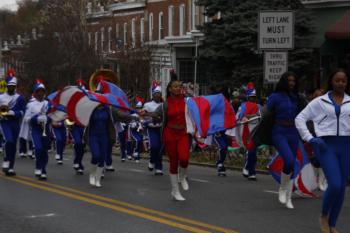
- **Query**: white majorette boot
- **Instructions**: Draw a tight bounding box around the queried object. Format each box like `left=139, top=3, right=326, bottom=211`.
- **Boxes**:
left=89, top=166, right=97, bottom=186
left=318, top=168, right=328, bottom=192
left=285, top=179, right=294, bottom=209
left=279, top=172, right=291, bottom=204
left=170, top=174, right=185, bottom=201
left=95, top=167, right=104, bottom=188
left=179, top=167, right=189, bottom=191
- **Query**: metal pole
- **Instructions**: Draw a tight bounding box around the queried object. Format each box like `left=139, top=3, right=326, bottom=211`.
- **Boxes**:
left=194, top=37, right=198, bottom=94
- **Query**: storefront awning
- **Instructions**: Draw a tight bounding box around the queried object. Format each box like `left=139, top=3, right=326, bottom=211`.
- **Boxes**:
left=325, top=11, right=350, bottom=40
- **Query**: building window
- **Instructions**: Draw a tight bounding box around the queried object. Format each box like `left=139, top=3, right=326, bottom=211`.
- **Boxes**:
left=108, top=26, right=112, bottom=52
left=88, top=32, right=91, bottom=46
left=131, top=18, right=136, bottom=48
left=140, top=18, right=145, bottom=46
left=159, top=12, right=164, bottom=40
left=149, top=13, right=153, bottom=41
left=116, top=23, right=120, bottom=38
left=168, top=6, right=174, bottom=36
left=179, top=4, right=185, bottom=36
left=123, top=22, right=128, bottom=47
left=94, top=31, right=98, bottom=52
left=191, top=0, right=199, bottom=30
left=101, top=27, right=105, bottom=52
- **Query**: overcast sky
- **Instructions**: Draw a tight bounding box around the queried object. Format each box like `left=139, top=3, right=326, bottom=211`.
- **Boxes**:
left=0, top=0, right=19, bottom=11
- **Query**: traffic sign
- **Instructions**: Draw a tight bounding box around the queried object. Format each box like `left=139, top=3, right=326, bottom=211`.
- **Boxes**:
left=264, top=51, right=288, bottom=84
left=258, top=11, right=294, bottom=50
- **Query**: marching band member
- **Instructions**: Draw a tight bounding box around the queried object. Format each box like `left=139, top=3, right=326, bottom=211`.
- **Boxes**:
left=23, top=80, right=50, bottom=180
left=153, top=79, right=190, bottom=201
left=128, top=97, right=144, bottom=163
left=267, top=71, right=305, bottom=209
left=295, top=69, right=350, bottom=233
left=52, top=120, right=66, bottom=164
left=118, top=123, right=128, bottom=162
left=71, top=79, right=87, bottom=174
left=0, top=70, right=26, bottom=176
left=19, top=96, right=35, bottom=159
left=238, top=82, right=261, bottom=181
left=143, top=84, right=163, bottom=175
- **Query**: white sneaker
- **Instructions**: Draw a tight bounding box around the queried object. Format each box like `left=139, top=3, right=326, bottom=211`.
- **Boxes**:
left=105, top=165, right=115, bottom=172
left=127, top=155, right=132, bottom=160
left=0, top=147, right=3, bottom=153
left=19, top=152, right=26, bottom=158
left=242, top=168, right=249, bottom=178
left=73, top=164, right=79, bottom=169
left=155, top=169, right=163, bottom=176
left=55, top=154, right=60, bottom=160
left=135, top=160, right=140, bottom=163
left=27, top=150, right=33, bottom=156
left=2, top=161, right=9, bottom=169
left=148, top=162, right=154, bottom=171
left=34, top=169, right=42, bottom=176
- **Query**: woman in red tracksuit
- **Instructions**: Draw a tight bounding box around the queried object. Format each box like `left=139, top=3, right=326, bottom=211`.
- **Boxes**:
left=155, top=80, right=189, bottom=201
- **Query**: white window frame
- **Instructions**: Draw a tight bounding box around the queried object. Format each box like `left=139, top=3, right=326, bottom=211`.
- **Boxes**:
left=149, top=13, right=153, bottom=41
left=101, top=27, right=105, bottom=52
left=94, top=31, right=98, bottom=52
left=159, top=12, right=164, bottom=40
left=140, top=18, right=145, bottom=46
left=168, top=5, right=174, bottom=36
left=179, top=4, right=185, bottom=36
left=123, top=22, right=128, bottom=47
left=131, top=18, right=136, bottom=48
left=108, top=26, right=112, bottom=52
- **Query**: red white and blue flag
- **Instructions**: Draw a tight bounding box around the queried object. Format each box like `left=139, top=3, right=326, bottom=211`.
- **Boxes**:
left=95, top=80, right=131, bottom=111
left=268, top=141, right=318, bottom=198
left=185, top=94, right=236, bottom=138
left=49, top=83, right=133, bottom=126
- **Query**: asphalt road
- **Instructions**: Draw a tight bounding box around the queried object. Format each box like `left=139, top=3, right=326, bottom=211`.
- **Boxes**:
left=0, top=149, right=349, bottom=233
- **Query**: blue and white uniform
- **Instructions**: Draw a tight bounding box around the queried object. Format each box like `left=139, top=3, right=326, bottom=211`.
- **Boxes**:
left=296, top=92, right=350, bottom=229
left=144, top=99, right=163, bottom=174
left=23, top=95, right=50, bottom=180
left=0, top=76, right=26, bottom=175
left=52, top=120, right=67, bottom=164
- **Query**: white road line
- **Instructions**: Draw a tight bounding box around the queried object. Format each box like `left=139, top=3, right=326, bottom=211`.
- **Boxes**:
left=26, top=213, right=57, bottom=218
left=190, top=178, right=210, bottom=183
left=129, top=169, right=146, bottom=173
left=264, top=190, right=279, bottom=194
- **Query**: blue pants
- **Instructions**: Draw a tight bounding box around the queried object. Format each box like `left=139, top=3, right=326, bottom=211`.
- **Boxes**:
left=1, top=121, right=20, bottom=169
left=19, top=138, right=33, bottom=154
left=130, top=129, right=143, bottom=160
left=89, top=134, right=110, bottom=167
left=244, top=148, right=257, bottom=176
left=214, top=133, right=228, bottom=165
left=53, top=127, right=66, bottom=160
left=105, top=140, right=113, bottom=166
left=313, top=136, right=350, bottom=227
left=71, top=126, right=85, bottom=169
left=147, top=127, right=163, bottom=170
left=271, top=125, right=299, bottom=174
left=32, top=129, right=50, bottom=174
left=0, top=133, right=4, bottom=149
left=118, top=129, right=127, bottom=159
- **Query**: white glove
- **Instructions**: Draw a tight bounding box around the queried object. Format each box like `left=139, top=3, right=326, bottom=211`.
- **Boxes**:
left=37, top=115, right=47, bottom=123
left=7, top=110, right=15, bottom=116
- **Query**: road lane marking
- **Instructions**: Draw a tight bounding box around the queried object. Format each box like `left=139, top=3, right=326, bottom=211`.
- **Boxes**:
left=190, top=178, right=210, bottom=183
left=2, top=175, right=211, bottom=233
left=2, top=174, right=239, bottom=233
left=264, top=190, right=279, bottom=194
left=129, top=169, right=146, bottom=173
left=26, top=213, right=57, bottom=218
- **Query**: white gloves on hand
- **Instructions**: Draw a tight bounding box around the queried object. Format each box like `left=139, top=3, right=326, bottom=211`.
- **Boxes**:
left=37, top=115, right=47, bottom=123
left=7, top=110, right=15, bottom=116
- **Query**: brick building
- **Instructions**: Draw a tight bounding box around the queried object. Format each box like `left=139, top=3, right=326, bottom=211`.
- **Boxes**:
left=86, top=0, right=206, bottom=94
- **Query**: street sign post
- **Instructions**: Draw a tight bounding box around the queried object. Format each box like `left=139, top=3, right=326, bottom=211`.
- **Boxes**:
left=258, top=11, right=294, bottom=50
left=264, top=51, right=288, bottom=84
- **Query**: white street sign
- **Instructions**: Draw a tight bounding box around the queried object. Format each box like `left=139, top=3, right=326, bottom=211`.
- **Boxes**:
left=264, top=51, right=288, bottom=84
left=258, top=11, right=294, bottom=50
